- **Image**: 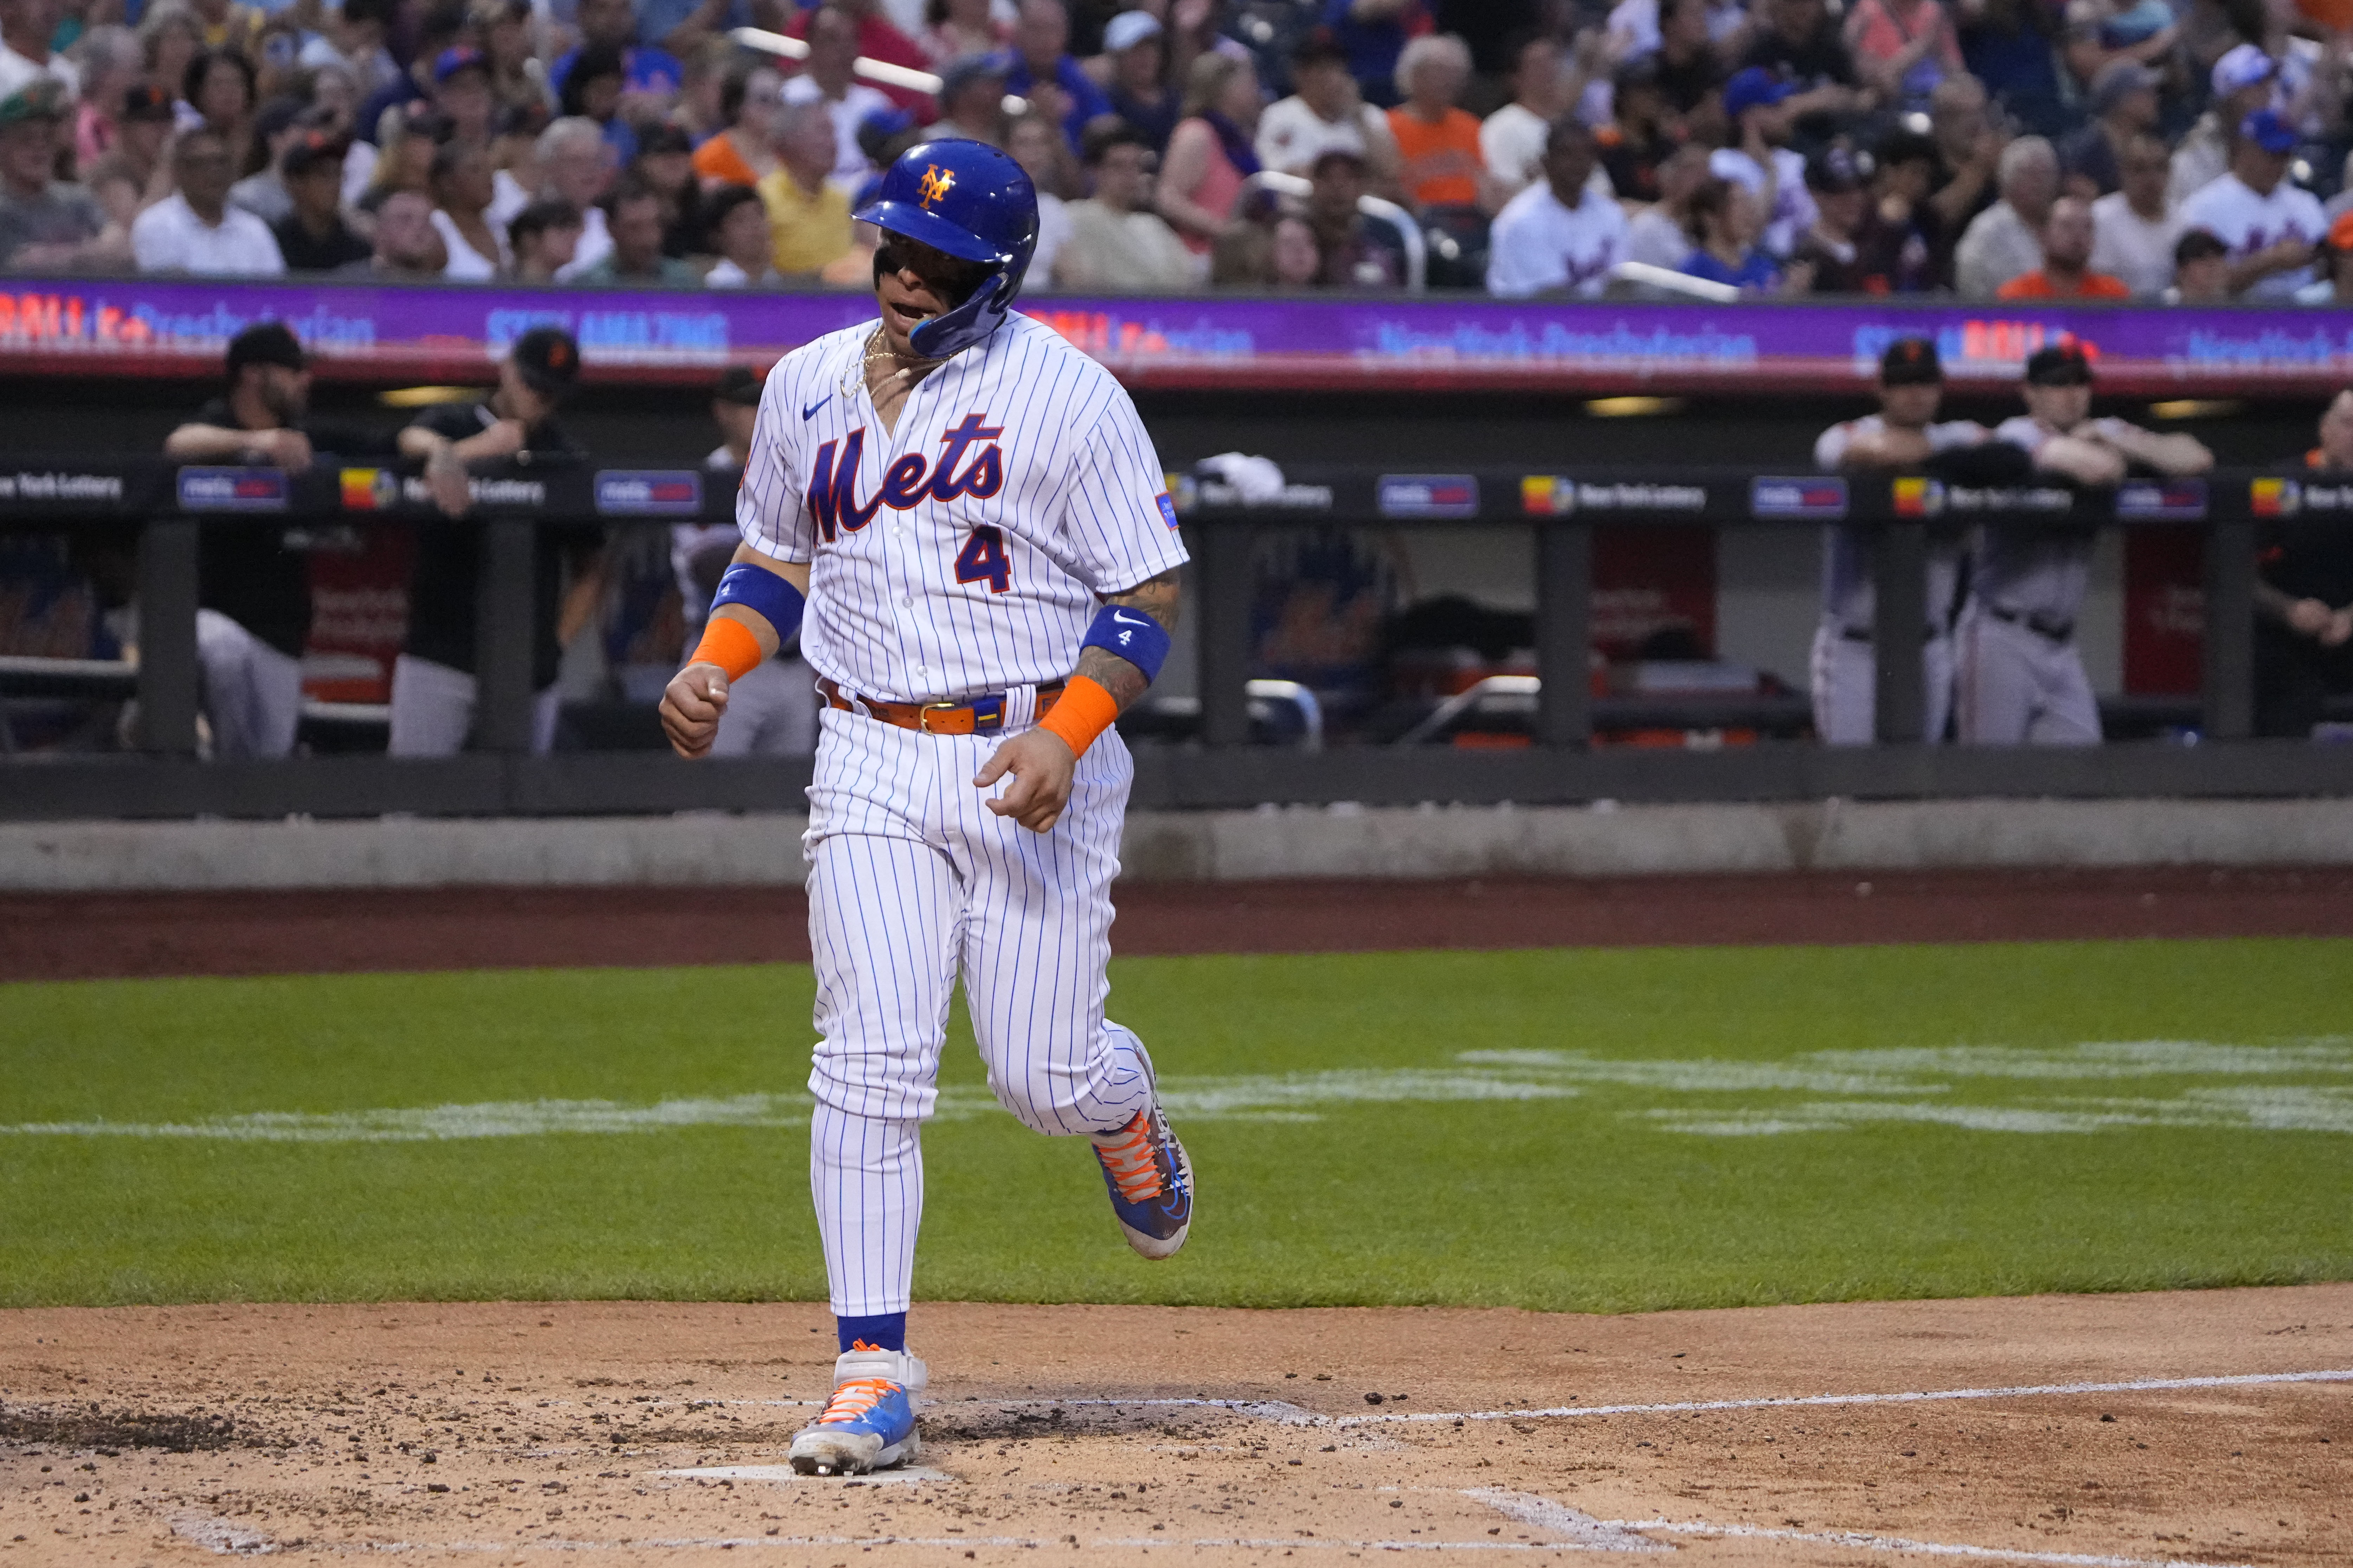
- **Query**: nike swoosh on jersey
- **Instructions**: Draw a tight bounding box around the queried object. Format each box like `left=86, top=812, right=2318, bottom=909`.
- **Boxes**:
left=802, top=396, right=831, bottom=421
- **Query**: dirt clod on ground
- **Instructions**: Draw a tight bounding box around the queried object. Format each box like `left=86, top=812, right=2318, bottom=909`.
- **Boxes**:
left=3, top=1285, right=2348, bottom=1564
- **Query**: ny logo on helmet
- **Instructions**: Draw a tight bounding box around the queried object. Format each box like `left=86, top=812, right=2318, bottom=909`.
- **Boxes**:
left=918, top=164, right=956, bottom=207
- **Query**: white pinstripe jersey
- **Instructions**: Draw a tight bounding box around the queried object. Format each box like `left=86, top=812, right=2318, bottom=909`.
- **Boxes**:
left=735, top=312, right=1189, bottom=704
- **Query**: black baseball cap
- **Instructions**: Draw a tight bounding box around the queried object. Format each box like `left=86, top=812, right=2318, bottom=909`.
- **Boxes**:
left=281, top=128, right=351, bottom=178
left=636, top=120, right=693, bottom=157
left=512, top=324, right=581, bottom=396
left=713, top=365, right=763, bottom=407
left=1879, top=336, right=1942, bottom=385
left=2024, top=340, right=2095, bottom=386
left=2174, top=227, right=2227, bottom=264
left=226, top=321, right=306, bottom=377
left=1807, top=147, right=1869, bottom=194
left=121, top=83, right=175, bottom=123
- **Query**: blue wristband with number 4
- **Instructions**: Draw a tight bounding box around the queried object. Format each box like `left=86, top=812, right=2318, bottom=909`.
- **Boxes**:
left=1081, top=603, right=1170, bottom=682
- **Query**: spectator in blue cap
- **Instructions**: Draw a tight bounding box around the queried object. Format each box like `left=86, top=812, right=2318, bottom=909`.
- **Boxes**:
left=1709, top=66, right=1814, bottom=259
left=431, top=46, right=496, bottom=147
left=2178, top=107, right=2327, bottom=301
left=2169, top=41, right=2276, bottom=207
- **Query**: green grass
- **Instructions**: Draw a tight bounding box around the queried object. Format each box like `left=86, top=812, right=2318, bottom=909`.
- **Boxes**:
left=2, top=939, right=2350, bottom=1311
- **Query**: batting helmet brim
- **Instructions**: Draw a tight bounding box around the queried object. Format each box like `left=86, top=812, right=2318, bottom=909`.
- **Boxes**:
left=854, top=197, right=1020, bottom=269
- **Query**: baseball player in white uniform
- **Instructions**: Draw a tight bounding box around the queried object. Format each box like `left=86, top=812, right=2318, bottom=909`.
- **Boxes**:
left=1959, top=340, right=2213, bottom=744
left=658, top=139, right=1194, bottom=1478
left=673, top=366, right=818, bottom=756
left=1809, top=337, right=1986, bottom=744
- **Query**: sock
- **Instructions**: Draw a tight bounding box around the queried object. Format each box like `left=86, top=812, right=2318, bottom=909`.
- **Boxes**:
left=837, top=1312, right=906, bottom=1355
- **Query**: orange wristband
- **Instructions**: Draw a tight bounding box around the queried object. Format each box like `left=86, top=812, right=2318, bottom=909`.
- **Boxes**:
left=689, top=614, right=764, bottom=682
left=1039, top=674, right=1120, bottom=757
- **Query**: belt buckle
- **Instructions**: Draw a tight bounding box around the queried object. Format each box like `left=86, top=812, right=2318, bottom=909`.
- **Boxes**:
left=917, top=699, right=962, bottom=734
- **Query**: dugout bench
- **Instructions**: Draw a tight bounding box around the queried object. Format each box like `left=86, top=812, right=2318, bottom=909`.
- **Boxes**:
left=4, top=457, right=2353, bottom=818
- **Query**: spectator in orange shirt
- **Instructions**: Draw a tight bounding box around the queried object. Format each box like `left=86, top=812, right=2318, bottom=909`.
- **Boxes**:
left=1996, top=195, right=2133, bottom=299
left=692, top=64, right=782, bottom=190
left=1386, top=33, right=1493, bottom=215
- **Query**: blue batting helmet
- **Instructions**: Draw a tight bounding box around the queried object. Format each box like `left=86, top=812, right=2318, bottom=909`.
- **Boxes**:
left=855, top=138, right=1038, bottom=360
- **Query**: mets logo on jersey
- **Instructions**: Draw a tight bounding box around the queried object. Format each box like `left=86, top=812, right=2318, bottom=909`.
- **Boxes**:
left=918, top=164, right=956, bottom=207
left=806, top=414, right=1004, bottom=540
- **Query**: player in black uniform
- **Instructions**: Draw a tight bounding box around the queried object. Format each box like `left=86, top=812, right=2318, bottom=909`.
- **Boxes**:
left=2255, top=391, right=2353, bottom=738
left=162, top=322, right=389, bottom=758
left=387, top=325, right=598, bottom=755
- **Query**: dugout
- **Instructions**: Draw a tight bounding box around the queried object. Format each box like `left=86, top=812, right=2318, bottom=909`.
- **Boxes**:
left=1, top=282, right=2349, bottom=816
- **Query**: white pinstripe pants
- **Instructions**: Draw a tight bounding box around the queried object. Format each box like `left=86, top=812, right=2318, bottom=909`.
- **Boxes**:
left=802, top=696, right=1153, bottom=1318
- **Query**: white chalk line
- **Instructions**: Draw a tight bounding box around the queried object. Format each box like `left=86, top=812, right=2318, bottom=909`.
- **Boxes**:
left=689, top=1369, right=2353, bottom=1430
left=1335, top=1367, right=2353, bottom=1427
left=659, top=1463, right=952, bottom=1487
left=814, top=1369, right=2353, bottom=1430
left=1466, top=1490, right=2255, bottom=1567
left=1619, top=1517, right=2252, bottom=1568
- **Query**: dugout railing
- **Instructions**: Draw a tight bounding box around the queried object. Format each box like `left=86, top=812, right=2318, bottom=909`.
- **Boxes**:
left=3, top=457, right=2352, bottom=819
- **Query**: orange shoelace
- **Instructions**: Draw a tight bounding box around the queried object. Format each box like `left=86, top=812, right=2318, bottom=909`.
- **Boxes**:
left=1095, top=1112, right=1162, bottom=1203
left=818, top=1377, right=897, bottom=1425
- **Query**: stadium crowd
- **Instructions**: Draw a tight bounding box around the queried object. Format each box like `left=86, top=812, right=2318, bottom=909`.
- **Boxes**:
left=0, top=0, right=2345, bottom=297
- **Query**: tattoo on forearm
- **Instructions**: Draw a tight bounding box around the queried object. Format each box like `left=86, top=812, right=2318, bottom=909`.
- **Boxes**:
left=1079, top=568, right=1182, bottom=714
left=1109, top=568, right=1181, bottom=631
left=1075, top=645, right=1151, bottom=710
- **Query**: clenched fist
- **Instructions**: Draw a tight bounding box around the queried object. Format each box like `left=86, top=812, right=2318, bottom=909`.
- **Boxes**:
left=661, top=662, right=732, bottom=758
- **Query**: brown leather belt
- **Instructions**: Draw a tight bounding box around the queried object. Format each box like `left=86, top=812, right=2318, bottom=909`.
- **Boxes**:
left=818, top=676, right=1065, bottom=735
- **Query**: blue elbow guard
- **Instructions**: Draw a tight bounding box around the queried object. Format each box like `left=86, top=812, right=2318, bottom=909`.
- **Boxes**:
left=712, top=563, right=805, bottom=643
left=1081, top=603, right=1170, bottom=683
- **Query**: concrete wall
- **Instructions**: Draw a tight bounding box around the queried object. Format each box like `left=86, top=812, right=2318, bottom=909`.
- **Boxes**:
left=8, top=799, right=2351, bottom=892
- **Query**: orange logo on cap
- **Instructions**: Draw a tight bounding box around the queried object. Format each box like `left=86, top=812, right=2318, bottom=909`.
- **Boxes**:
left=918, top=163, right=956, bottom=207
left=548, top=340, right=570, bottom=367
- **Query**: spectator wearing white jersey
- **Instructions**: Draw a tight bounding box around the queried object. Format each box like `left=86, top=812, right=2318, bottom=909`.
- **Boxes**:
left=2089, top=133, right=2184, bottom=296
left=2168, top=42, right=2275, bottom=208
left=2178, top=108, right=2327, bottom=301
left=1486, top=115, right=1628, bottom=299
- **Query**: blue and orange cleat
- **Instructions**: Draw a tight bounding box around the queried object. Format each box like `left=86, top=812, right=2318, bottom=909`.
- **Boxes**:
left=788, top=1345, right=926, bottom=1476
left=1092, top=1098, right=1192, bottom=1260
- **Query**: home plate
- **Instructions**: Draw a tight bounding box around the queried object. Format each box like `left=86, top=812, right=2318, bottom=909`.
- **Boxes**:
left=659, top=1464, right=956, bottom=1486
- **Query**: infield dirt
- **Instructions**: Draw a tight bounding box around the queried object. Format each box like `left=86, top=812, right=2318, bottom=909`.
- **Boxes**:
left=2, top=1285, right=2347, bottom=1566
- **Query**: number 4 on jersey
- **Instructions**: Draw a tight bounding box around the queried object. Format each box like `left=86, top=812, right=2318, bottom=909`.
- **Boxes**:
left=955, top=525, right=1011, bottom=593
